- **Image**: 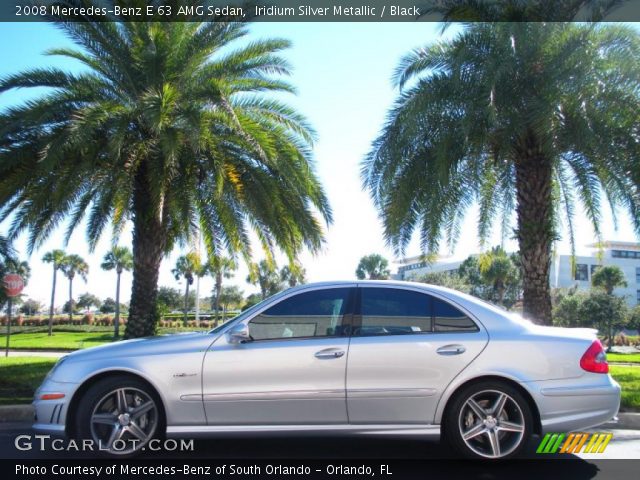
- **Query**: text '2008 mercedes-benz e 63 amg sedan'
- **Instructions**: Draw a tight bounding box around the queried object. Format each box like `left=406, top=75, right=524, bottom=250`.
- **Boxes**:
left=33, top=281, right=620, bottom=459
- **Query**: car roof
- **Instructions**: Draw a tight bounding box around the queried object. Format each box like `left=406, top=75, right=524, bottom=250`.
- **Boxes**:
left=284, top=280, right=522, bottom=332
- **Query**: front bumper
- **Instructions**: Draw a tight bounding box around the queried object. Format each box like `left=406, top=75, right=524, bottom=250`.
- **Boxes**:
left=32, top=378, right=80, bottom=435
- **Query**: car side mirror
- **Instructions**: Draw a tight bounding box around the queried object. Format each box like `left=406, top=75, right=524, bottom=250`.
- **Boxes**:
left=227, top=323, right=251, bottom=344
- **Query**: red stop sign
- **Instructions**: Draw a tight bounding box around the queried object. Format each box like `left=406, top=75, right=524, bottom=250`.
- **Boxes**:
left=3, top=274, right=24, bottom=297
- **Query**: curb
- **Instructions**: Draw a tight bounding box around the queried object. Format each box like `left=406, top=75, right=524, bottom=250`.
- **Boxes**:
left=0, top=405, right=33, bottom=423
left=1, top=405, right=639, bottom=431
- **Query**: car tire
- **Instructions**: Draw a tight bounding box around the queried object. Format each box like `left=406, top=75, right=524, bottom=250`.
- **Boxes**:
left=75, top=375, right=164, bottom=457
left=444, top=380, right=533, bottom=459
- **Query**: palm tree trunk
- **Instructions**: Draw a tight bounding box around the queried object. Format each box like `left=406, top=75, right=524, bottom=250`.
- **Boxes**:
left=125, top=163, right=167, bottom=339
left=68, top=277, right=73, bottom=325
left=47, top=267, right=56, bottom=336
left=114, top=271, right=121, bottom=338
left=183, top=282, right=190, bottom=326
left=515, top=134, right=554, bottom=325
left=215, top=272, right=222, bottom=321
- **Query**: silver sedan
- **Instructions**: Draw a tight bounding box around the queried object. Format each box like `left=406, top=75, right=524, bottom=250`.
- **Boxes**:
left=33, top=281, right=620, bottom=459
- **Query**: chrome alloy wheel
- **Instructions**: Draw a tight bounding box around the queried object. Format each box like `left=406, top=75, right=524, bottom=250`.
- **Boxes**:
left=90, top=387, right=158, bottom=455
left=457, top=389, right=525, bottom=459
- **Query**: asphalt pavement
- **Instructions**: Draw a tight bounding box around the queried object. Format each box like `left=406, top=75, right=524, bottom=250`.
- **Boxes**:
left=0, top=423, right=638, bottom=479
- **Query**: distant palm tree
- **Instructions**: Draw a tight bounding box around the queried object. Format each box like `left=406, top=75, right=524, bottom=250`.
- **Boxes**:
left=101, top=246, right=133, bottom=337
left=0, top=12, right=331, bottom=338
left=247, top=260, right=283, bottom=299
left=591, top=265, right=628, bottom=351
left=478, top=247, right=520, bottom=307
left=363, top=22, right=640, bottom=325
left=356, top=254, right=390, bottom=280
left=60, top=254, right=89, bottom=324
left=280, top=260, right=306, bottom=287
left=591, top=265, right=628, bottom=296
left=172, top=253, right=203, bottom=326
left=42, top=249, right=66, bottom=336
left=207, top=255, right=237, bottom=321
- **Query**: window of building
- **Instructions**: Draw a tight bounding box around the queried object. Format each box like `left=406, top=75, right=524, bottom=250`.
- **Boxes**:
left=357, top=288, right=431, bottom=336
left=575, top=264, right=588, bottom=281
left=591, top=265, right=601, bottom=277
left=637, top=290, right=640, bottom=303
left=248, top=288, right=352, bottom=341
left=636, top=267, right=640, bottom=284
left=612, top=250, right=640, bottom=259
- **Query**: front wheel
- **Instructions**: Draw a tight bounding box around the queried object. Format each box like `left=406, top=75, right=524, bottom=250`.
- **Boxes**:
left=444, top=381, right=533, bottom=459
left=76, top=376, right=163, bottom=456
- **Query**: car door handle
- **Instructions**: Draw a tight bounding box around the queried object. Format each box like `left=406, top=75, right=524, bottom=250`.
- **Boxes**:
left=315, top=348, right=345, bottom=359
left=436, top=345, right=466, bottom=356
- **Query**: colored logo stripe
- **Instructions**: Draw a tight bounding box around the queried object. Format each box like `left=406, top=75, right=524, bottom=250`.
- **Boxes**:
left=537, top=432, right=613, bottom=454
left=584, top=433, right=613, bottom=453
left=537, top=433, right=566, bottom=453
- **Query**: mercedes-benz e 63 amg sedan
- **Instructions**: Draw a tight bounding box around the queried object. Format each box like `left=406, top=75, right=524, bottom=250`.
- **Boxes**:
left=33, top=281, right=620, bottom=459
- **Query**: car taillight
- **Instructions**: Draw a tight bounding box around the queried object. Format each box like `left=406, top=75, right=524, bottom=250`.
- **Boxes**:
left=580, top=339, right=609, bottom=374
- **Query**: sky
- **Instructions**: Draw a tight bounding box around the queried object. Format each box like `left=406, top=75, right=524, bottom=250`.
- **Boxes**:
left=0, top=21, right=638, bottom=310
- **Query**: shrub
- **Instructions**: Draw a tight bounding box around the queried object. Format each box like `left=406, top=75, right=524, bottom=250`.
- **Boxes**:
left=615, top=333, right=630, bottom=346
left=83, top=313, right=94, bottom=325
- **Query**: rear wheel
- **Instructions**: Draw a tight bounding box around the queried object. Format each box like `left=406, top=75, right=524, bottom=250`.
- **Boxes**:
left=445, top=381, right=533, bottom=459
left=76, top=376, right=162, bottom=456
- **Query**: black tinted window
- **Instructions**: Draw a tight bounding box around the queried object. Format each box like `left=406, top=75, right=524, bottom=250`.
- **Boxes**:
left=357, top=288, right=431, bottom=336
left=248, top=288, right=351, bottom=340
left=433, top=298, right=478, bottom=332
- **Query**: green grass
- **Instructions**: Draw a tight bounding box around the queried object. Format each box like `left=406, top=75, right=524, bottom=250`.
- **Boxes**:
left=0, top=357, right=57, bottom=405
left=0, top=326, right=220, bottom=351
left=610, top=366, right=640, bottom=412
left=0, top=332, right=114, bottom=350
left=607, top=353, right=640, bottom=364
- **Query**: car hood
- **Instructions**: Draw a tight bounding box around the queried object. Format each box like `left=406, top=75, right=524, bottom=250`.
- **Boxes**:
left=62, top=331, right=214, bottom=361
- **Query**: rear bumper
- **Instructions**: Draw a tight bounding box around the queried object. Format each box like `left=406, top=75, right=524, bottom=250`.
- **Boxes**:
left=525, top=375, right=620, bottom=433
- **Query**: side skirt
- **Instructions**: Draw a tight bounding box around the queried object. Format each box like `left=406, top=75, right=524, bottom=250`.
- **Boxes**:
left=166, top=424, right=441, bottom=438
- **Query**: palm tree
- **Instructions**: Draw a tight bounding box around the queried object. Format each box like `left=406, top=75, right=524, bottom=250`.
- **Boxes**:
left=0, top=11, right=331, bottom=339
left=218, top=285, right=244, bottom=318
left=247, top=260, right=283, bottom=299
left=363, top=23, right=640, bottom=325
left=355, top=254, right=391, bottom=280
left=101, top=246, right=133, bottom=337
left=478, top=247, right=520, bottom=307
left=422, top=0, right=628, bottom=23
left=280, top=260, right=306, bottom=287
left=42, top=249, right=66, bottom=336
left=207, top=255, right=237, bottom=321
left=59, top=254, right=89, bottom=324
left=172, top=253, right=202, bottom=326
left=591, top=265, right=628, bottom=350
left=0, top=236, right=14, bottom=263
left=591, top=265, right=628, bottom=296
